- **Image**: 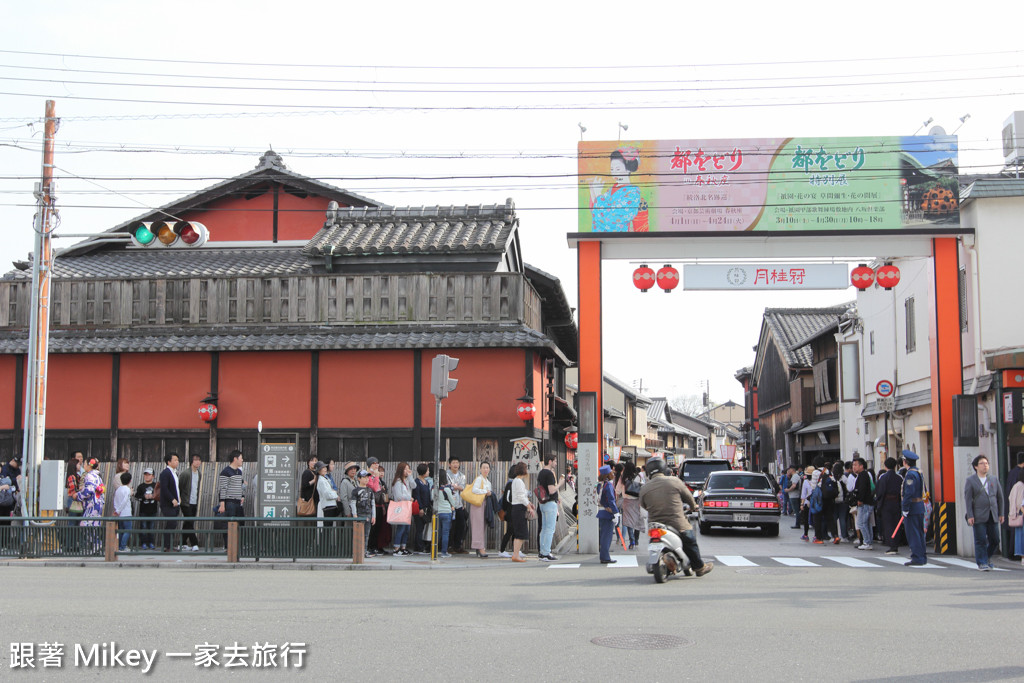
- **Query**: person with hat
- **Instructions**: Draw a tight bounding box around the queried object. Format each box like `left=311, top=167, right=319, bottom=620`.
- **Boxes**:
left=338, top=461, right=359, bottom=525
left=596, top=464, right=618, bottom=564
left=315, top=461, right=340, bottom=528
left=351, top=469, right=377, bottom=557
left=900, top=450, right=928, bottom=566
left=638, top=457, right=713, bottom=577
left=135, top=466, right=159, bottom=550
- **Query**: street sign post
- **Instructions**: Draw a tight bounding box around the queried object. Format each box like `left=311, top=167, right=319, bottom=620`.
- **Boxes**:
left=258, top=434, right=299, bottom=525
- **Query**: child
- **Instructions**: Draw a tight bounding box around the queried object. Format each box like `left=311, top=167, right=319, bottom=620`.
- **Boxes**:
left=113, top=471, right=133, bottom=551
left=134, top=468, right=159, bottom=550
left=351, top=470, right=376, bottom=557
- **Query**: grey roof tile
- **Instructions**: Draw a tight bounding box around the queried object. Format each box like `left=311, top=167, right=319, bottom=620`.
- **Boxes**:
left=6, top=248, right=311, bottom=280
left=304, top=200, right=515, bottom=257
left=0, top=324, right=566, bottom=360
left=763, top=306, right=849, bottom=368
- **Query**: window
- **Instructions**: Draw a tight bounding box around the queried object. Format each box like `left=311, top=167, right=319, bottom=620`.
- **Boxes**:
left=905, top=296, right=916, bottom=353
left=958, top=267, right=968, bottom=332
left=813, top=357, right=837, bottom=405
left=840, top=341, right=861, bottom=403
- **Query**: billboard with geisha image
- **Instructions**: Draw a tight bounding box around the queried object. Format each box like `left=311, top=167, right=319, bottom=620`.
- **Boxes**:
left=577, top=136, right=959, bottom=233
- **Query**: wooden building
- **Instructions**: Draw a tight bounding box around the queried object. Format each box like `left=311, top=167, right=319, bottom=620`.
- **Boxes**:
left=0, top=151, right=578, bottom=464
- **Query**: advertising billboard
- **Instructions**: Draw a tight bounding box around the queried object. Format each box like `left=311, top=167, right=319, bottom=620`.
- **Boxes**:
left=577, top=136, right=959, bottom=233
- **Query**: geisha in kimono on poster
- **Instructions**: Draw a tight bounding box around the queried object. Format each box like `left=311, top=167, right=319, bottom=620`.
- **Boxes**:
left=588, top=145, right=649, bottom=232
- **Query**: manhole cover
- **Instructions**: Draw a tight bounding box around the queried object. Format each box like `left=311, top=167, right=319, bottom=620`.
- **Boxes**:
left=737, top=567, right=797, bottom=576
left=590, top=634, right=692, bottom=650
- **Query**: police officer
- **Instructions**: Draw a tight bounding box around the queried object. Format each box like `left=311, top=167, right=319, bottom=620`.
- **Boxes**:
left=901, top=449, right=927, bottom=566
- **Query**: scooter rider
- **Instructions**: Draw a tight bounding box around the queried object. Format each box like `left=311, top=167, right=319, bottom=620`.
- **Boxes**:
left=639, top=458, right=714, bottom=577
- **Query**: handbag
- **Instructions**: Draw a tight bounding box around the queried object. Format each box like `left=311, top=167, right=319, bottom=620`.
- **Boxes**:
left=533, top=484, right=548, bottom=504
left=387, top=500, right=412, bottom=525
left=68, top=499, right=84, bottom=515
left=525, top=506, right=537, bottom=521
left=296, top=495, right=316, bottom=517
left=625, top=476, right=642, bottom=498
left=411, top=500, right=420, bottom=516
left=460, top=479, right=486, bottom=507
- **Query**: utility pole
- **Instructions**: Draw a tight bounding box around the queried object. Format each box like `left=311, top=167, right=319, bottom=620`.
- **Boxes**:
left=21, top=99, right=58, bottom=518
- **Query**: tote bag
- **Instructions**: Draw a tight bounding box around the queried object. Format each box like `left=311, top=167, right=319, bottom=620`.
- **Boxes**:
left=387, top=500, right=412, bottom=525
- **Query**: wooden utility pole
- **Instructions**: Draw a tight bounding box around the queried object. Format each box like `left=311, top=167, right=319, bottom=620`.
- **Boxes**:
left=21, top=99, right=57, bottom=517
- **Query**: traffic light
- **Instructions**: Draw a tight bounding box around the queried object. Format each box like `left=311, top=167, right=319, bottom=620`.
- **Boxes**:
left=430, top=354, right=459, bottom=399
left=129, top=220, right=209, bottom=248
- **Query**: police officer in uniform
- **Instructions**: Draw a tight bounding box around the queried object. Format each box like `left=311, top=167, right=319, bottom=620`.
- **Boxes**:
left=901, top=449, right=927, bottom=566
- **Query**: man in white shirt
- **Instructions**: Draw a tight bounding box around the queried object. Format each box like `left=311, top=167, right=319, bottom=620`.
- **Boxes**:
left=158, top=453, right=181, bottom=552
left=112, top=472, right=133, bottom=552
left=446, top=458, right=468, bottom=554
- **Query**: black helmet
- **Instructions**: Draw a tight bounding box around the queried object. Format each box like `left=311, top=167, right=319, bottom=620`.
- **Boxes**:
left=645, top=458, right=667, bottom=478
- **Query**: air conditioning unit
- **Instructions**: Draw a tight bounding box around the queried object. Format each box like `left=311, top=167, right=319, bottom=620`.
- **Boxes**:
left=1002, top=112, right=1024, bottom=166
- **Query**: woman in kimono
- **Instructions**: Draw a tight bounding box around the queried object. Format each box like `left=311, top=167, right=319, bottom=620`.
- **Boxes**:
left=589, top=146, right=648, bottom=232
left=75, top=457, right=105, bottom=552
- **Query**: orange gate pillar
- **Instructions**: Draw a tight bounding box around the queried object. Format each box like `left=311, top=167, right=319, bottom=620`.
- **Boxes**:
left=576, top=240, right=602, bottom=553
left=929, top=237, right=962, bottom=555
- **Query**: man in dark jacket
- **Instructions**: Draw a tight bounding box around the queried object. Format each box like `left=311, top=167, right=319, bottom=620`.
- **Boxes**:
left=875, top=457, right=903, bottom=555
left=158, top=453, right=181, bottom=551
left=851, top=458, right=875, bottom=550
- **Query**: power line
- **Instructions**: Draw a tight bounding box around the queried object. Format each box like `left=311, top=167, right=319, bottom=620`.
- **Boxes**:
left=0, top=47, right=1019, bottom=70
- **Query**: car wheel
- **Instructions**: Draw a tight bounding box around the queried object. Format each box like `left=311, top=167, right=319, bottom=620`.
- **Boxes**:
left=653, top=556, right=668, bottom=584
left=698, top=520, right=711, bottom=535
left=762, top=523, right=779, bottom=537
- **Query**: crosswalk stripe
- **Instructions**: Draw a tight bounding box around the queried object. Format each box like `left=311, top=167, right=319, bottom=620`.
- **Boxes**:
left=547, top=563, right=581, bottom=569
left=772, top=557, right=820, bottom=567
left=929, top=556, right=1008, bottom=571
left=875, top=556, right=944, bottom=568
left=825, top=556, right=882, bottom=568
left=608, top=555, right=638, bottom=567
left=715, top=555, right=758, bottom=567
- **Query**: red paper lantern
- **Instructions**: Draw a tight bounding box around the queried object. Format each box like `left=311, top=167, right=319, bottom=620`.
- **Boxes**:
left=198, top=403, right=218, bottom=422
left=850, top=264, right=875, bottom=290
left=517, top=401, right=536, bottom=422
left=633, top=264, right=655, bottom=292
left=875, top=263, right=901, bottom=290
left=564, top=431, right=578, bottom=450
left=656, top=265, right=680, bottom=293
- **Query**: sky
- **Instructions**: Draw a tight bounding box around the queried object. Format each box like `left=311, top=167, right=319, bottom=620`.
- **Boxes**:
left=0, top=0, right=1020, bottom=406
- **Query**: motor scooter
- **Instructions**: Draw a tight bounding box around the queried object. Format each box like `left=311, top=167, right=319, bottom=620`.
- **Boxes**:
left=645, top=507, right=698, bottom=583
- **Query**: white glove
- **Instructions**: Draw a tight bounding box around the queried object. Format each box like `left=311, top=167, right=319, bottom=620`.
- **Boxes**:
left=902, top=511, right=908, bottom=518
left=613, top=513, right=621, bottom=527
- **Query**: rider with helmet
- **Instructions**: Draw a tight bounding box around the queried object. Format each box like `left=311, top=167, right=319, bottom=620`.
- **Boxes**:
left=639, top=458, right=714, bottom=577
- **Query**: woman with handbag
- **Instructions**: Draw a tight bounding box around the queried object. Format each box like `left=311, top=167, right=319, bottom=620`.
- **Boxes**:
left=509, top=461, right=534, bottom=562
left=468, top=461, right=492, bottom=558
left=389, top=462, right=413, bottom=556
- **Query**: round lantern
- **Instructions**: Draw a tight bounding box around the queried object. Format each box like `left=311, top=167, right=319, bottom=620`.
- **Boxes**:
left=875, top=263, right=901, bottom=290
left=564, top=430, right=578, bottom=450
left=656, top=264, right=680, bottom=293
left=198, top=403, right=218, bottom=422
left=633, top=264, right=655, bottom=292
left=516, top=400, right=536, bottom=422
left=850, top=264, right=875, bottom=290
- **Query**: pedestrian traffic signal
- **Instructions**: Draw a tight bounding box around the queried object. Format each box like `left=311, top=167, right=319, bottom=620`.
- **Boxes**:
left=129, top=220, right=209, bottom=248
left=430, top=354, right=459, bottom=399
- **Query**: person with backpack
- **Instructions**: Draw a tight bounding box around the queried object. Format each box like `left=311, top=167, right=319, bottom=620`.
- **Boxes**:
left=813, top=461, right=841, bottom=544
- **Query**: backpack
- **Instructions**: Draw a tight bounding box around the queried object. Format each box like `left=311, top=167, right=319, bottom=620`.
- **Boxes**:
left=0, top=477, right=14, bottom=508
left=821, top=472, right=839, bottom=500
left=809, top=486, right=823, bottom=514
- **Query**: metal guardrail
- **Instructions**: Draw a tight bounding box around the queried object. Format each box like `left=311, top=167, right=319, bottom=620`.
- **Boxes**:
left=0, top=516, right=365, bottom=563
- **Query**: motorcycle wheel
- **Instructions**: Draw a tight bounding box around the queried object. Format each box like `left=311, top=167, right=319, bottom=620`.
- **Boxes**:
left=653, top=556, right=668, bottom=583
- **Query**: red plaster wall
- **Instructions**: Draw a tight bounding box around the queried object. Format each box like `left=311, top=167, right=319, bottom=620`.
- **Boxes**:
left=318, top=350, right=414, bottom=428
left=218, top=352, right=311, bottom=429
left=180, top=189, right=333, bottom=243
left=118, top=353, right=212, bottom=429
left=420, top=349, right=525, bottom=428
left=0, top=355, right=16, bottom=430
left=47, top=354, right=112, bottom=429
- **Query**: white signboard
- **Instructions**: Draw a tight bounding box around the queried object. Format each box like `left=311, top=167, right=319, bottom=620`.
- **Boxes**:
left=684, top=264, right=849, bottom=290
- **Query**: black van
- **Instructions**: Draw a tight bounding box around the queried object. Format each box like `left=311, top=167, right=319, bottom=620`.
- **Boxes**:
left=678, top=458, right=731, bottom=492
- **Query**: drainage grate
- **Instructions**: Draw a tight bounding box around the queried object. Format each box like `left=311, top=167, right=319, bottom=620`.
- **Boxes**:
left=590, top=634, right=693, bottom=650
left=736, top=567, right=796, bottom=576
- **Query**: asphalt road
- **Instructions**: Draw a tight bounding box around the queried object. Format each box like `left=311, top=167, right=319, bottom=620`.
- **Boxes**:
left=4, top=519, right=1022, bottom=682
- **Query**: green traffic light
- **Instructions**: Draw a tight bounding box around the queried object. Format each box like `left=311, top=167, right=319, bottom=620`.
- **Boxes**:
left=134, top=225, right=155, bottom=245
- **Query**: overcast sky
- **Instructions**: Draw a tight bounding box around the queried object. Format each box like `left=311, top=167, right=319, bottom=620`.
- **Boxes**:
left=0, top=0, right=1019, bottom=405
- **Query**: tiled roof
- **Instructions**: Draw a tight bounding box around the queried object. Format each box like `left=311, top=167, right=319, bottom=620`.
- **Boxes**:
left=763, top=306, right=849, bottom=368
left=5, top=248, right=311, bottom=280
left=524, top=263, right=577, bottom=363
left=303, top=200, right=516, bottom=257
left=0, top=323, right=568, bottom=361
left=960, top=177, right=1024, bottom=202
